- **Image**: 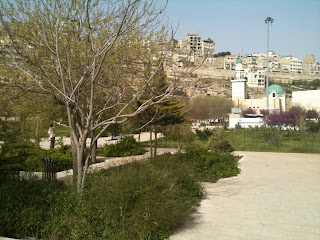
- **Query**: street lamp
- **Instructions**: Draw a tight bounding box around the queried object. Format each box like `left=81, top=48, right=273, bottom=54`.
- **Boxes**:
left=265, top=17, right=273, bottom=114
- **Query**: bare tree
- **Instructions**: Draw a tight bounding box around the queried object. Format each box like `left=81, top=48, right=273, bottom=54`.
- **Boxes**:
left=185, top=95, right=233, bottom=125
left=0, top=0, right=195, bottom=194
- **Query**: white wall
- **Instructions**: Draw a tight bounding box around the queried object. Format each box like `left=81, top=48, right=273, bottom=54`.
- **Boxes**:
left=229, top=117, right=265, bottom=128
left=232, top=81, right=246, bottom=99
left=292, top=90, right=320, bottom=111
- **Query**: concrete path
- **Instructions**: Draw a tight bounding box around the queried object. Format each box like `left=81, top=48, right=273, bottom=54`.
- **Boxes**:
left=171, top=151, right=320, bottom=240
left=39, top=132, right=162, bottom=149
left=19, top=148, right=178, bottom=181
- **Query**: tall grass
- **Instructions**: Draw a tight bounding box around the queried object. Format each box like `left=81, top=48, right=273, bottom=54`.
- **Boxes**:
left=0, top=145, right=240, bottom=239
left=0, top=155, right=203, bottom=239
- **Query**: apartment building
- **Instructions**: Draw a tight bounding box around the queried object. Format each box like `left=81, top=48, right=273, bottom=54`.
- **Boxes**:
left=269, top=61, right=281, bottom=72
left=244, top=68, right=266, bottom=88
left=279, top=56, right=302, bottom=74
left=242, top=55, right=258, bottom=69
left=302, top=55, right=320, bottom=75
left=182, top=33, right=202, bottom=56
left=202, top=38, right=215, bottom=57
left=224, top=55, right=236, bottom=70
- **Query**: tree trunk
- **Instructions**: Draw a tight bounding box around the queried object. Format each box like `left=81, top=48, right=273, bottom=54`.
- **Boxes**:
left=69, top=114, right=79, bottom=185
left=150, top=129, right=153, bottom=157
left=90, top=120, right=97, bottom=164
left=154, top=127, right=158, bottom=157
left=91, top=140, right=97, bottom=164
left=71, top=133, right=78, bottom=185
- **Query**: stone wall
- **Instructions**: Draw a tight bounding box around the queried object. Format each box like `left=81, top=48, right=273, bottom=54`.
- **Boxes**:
left=167, top=66, right=319, bottom=83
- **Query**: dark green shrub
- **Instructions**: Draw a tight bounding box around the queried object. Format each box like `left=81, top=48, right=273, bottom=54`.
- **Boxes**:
left=182, top=144, right=240, bottom=182
left=101, top=135, right=146, bottom=157
left=195, top=128, right=212, bottom=141
left=212, top=140, right=234, bottom=153
left=0, top=154, right=203, bottom=240
left=1, top=142, right=73, bottom=172
left=22, top=144, right=73, bottom=172
left=0, top=178, right=71, bottom=239
left=1, top=143, right=41, bottom=172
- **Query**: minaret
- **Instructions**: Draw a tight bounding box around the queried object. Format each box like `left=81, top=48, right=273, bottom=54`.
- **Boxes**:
left=231, top=58, right=246, bottom=102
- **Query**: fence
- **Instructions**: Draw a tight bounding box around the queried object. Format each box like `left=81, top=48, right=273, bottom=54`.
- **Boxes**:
left=41, top=157, right=57, bottom=180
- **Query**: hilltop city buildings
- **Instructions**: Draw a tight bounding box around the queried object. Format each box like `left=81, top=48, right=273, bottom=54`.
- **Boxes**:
left=170, top=33, right=320, bottom=75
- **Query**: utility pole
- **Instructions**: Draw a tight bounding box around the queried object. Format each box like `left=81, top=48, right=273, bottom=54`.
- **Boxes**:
left=265, top=17, right=274, bottom=114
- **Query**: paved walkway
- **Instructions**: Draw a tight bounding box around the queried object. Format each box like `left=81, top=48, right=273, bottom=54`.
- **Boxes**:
left=18, top=148, right=178, bottom=181
left=39, top=132, right=162, bottom=149
left=171, top=151, right=320, bottom=240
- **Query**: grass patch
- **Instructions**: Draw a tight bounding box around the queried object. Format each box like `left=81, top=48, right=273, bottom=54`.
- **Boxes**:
left=38, top=124, right=70, bottom=138
left=54, top=124, right=70, bottom=137
left=225, top=128, right=320, bottom=153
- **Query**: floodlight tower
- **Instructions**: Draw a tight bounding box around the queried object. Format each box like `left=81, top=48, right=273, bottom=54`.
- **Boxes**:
left=265, top=17, right=273, bottom=114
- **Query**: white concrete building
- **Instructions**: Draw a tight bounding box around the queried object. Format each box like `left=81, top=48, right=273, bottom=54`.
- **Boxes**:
left=280, top=56, right=302, bottom=74
left=292, top=90, right=320, bottom=111
left=244, top=68, right=265, bottom=88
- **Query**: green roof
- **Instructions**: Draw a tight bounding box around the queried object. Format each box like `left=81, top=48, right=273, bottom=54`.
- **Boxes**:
left=265, top=84, right=285, bottom=94
left=236, top=58, right=242, bottom=64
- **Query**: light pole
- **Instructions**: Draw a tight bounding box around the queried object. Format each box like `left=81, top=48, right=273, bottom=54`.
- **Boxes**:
left=265, top=17, right=273, bottom=114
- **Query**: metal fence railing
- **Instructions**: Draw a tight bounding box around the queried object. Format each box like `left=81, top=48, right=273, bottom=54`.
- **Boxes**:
left=41, top=157, right=57, bottom=180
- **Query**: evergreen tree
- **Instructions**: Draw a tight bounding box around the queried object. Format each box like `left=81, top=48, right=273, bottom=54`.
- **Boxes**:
left=135, top=62, right=187, bottom=156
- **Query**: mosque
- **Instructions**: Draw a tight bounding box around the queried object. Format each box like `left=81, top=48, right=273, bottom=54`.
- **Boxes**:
left=231, top=58, right=286, bottom=113
left=229, top=58, right=287, bottom=128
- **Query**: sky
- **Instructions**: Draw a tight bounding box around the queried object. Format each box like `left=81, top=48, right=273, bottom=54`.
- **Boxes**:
left=163, top=0, right=320, bottom=62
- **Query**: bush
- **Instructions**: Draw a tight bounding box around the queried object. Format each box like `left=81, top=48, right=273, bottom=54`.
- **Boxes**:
left=212, top=140, right=234, bottom=153
left=243, top=107, right=256, bottom=115
left=180, top=144, right=240, bottom=182
left=1, top=142, right=73, bottom=173
left=101, top=135, right=146, bottom=157
left=195, top=128, right=212, bottom=141
left=0, top=154, right=203, bottom=240
left=0, top=144, right=35, bottom=172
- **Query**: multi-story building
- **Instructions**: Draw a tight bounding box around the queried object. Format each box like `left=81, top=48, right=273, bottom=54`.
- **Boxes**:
left=302, top=55, right=320, bottom=75
left=201, top=38, right=215, bottom=57
left=182, top=33, right=202, bottom=56
left=224, top=55, right=236, bottom=70
left=244, top=68, right=266, bottom=88
left=279, top=56, right=302, bottom=74
left=269, top=61, right=281, bottom=72
left=242, top=55, right=258, bottom=69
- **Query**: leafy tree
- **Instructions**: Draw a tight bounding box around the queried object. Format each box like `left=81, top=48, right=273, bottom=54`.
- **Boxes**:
left=164, top=123, right=194, bottom=151
left=306, top=109, right=319, bottom=120
left=307, top=79, right=320, bottom=90
left=0, top=0, right=190, bottom=194
left=135, top=62, right=187, bottom=156
left=213, top=51, right=231, bottom=58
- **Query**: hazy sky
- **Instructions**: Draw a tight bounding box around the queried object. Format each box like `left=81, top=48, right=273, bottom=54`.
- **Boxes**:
left=164, top=0, right=320, bottom=62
